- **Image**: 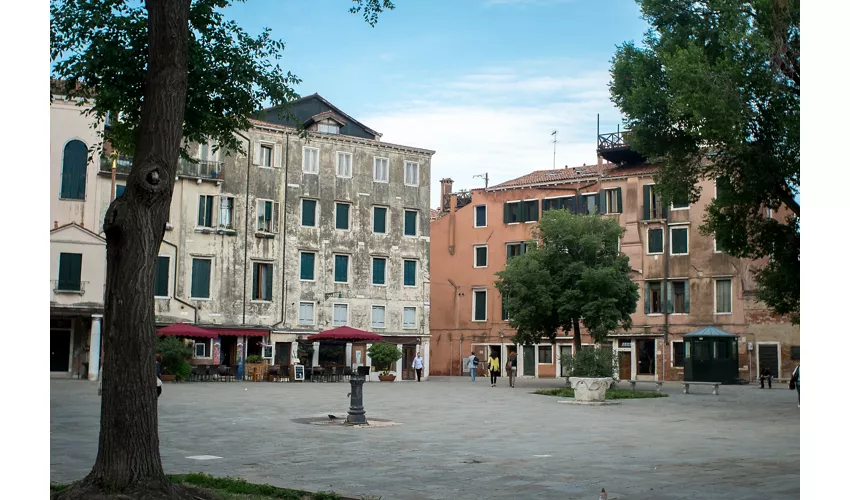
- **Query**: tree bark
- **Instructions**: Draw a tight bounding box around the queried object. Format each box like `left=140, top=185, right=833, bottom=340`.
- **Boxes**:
left=572, top=318, right=582, bottom=353
left=56, top=0, right=191, bottom=498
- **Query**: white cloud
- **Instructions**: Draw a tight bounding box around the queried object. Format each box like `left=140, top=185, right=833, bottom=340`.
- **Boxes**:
left=359, top=61, right=622, bottom=207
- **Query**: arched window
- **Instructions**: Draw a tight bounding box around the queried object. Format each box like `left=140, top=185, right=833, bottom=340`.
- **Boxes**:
left=60, top=140, right=88, bottom=200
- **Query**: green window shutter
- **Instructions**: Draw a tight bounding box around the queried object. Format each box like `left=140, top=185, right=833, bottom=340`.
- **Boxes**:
left=404, top=211, right=417, bottom=236
left=154, top=256, right=169, bottom=296
left=672, top=228, right=688, bottom=254
left=519, top=201, right=527, bottom=222
left=474, top=291, right=486, bottom=321
left=60, top=140, right=88, bottom=200
left=684, top=281, right=690, bottom=313
left=666, top=283, right=674, bottom=313
left=302, top=200, right=316, bottom=226
left=599, top=191, right=608, bottom=215
left=252, top=263, right=260, bottom=300
left=503, top=202, right=510, bottom=223
left=661, top=199, right=669, bottom=219
left=542, top=199, right=550, bottom=212
left=373, top=258, right=385, bottom=285
left=336, top=203, right=349, bottom=229
left=648, top=228, right=663, bottom=253
left=374, top=207, right=386, bottom=233
left=403, top=260, right=416, bottom=286
left=616, top=188, right=623, bottom=214
left=334, top=255, right=348, bottom=282
left=198, top=196, right=206, bottom=226
left=58, top=253, right=82, bottom=290
left=191, top=259, right=211, bottom=298
left=642, top=185, right=651, bottom=220
left=115, top=185, right=126, bottom=198
left=300, top=253, right=315, bottom=280
left=528, top=200, right=538, bottom=221
left=644, top=282, right=651, bottom=314
left=263, top=264, right=273, bottom=300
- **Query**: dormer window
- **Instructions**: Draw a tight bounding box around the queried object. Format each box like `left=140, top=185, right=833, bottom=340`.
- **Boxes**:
left=318, top=123, right=339, bottom=134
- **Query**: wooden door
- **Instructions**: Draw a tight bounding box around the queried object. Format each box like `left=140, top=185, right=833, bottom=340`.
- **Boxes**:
left=618, top=351, right=632, bottom=380
left=758, top=344, right=779, bottom=378
left=351, top=345, right=366, bottom=369
left=474, top=345, right=488, bottom=376
left=402, top=346, right=416, bottom=380
left=274, top=342, right=290, bottom=365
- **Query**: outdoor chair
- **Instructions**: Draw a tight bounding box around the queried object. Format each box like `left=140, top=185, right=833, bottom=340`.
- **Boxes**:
left=191, top=365, right=206, bottom=382
left=267, top=365, right=279, bottom=382
left=280, top=365, right=291, bottom=382
left=216, top=365, right=229, bottom=382
left=343, top=366, right=352, bottom=381
left=312, top=366, right=324, bottom=382
left=229, top=365, right=239, bottom=381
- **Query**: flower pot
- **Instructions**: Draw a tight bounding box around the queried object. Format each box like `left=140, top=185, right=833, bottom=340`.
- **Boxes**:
left=160, top=374, right=176, bottom=383
left=569, top=377, right=613, bottom=402
left=378, top=374, right=396, bottom=382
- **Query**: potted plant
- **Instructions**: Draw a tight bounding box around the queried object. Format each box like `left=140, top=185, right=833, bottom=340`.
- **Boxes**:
left=563, top=347, right=615, bottom=402
left=367, top=343, right=402, bottom=382
left=156, top=337, right=193, bottom=382
left=245, top=354, right=268, bottom=381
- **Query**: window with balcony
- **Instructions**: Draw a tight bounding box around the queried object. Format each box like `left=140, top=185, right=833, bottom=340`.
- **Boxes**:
left=643, top=184, right=666, bottom=220
left=57, top=253, right=83, bottom=291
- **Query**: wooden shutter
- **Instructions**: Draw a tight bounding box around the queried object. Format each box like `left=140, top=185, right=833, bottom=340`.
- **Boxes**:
left=528, top=200, right=538, bottom=221
left=616, top=188, right=623, bottom=214
left=595, top=193, right=602, bottom=214
left=665, top=282, right=673, bottom=313
left=334, top=255, right=347, bottom=282
left=191, top=259, right=211, bottom=298
left=58, top=253, right=82, bottom=290
left=300, top=253, right=314, bottom=280
left=474, top=290, right=486, bottom=321
left=542, top=199, right=550, bottom=212
left=642, top=185, right=651, bottom=220
left=197, top=196, right=205, bottom=226
left=519, top=201, right=528, bottom=222
left=503, top=203, right=510, bottom=223
left=337, top=203, right=349, bottom=229
left=404, top=260, right=416, bottom=286
left=644, top=282, right=651, bottom=314
left=252, top=263, right=260, bottom=299
left=263, top=264, right=273, bottom=300
left=154, top=256, right=169, bottom=297
left=599, top=191, right=608, bottom=215
left=252, top=142, right=261, bottom=165
left=374, top=207, right=386, bottom=232
left=405, top=210, right=416, bottom=235
left=302, top=200, right=315, bottom=226
left=661, top=198, right=669, bottom=219
left=684, top=280, right=690, bottom=313
left=61, top=140, right=88, bottom=200
left=273, top=144, right=282, bottom=168
left=373, top=258, right=385, bottom=284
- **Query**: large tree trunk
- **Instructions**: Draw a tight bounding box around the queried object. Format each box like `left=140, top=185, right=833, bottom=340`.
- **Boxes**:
left=572, top=318, right=582, bottom=353
left=56, top=0, right=192, bottom=498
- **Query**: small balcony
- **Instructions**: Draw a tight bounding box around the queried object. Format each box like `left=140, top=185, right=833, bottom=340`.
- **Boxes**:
left=597, top=130, right=646, bottom=165
left=99, top=155, right=223, bottom=181
left=52, top=280, right=88, bottom=295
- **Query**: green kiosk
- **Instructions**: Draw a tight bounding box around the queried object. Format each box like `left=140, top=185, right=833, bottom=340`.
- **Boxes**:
left=683, top=326, right=739, bottom=384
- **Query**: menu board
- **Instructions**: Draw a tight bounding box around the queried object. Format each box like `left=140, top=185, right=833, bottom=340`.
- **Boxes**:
left=294, top=364, right=305, bottom=381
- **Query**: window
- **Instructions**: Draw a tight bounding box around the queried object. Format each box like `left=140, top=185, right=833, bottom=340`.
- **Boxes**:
left=372, top=257, right=387, bottom=285
left=333, top=303, right=348, bottom=326
left=300, top=252, right=316, bottom=281
left=374, top=157, right=389, bottom=182
left=57, top=253, right=83, bottom=291
left=301, top=199, right=317, bottom=227
left=647, top=228, right=664, bottom=255
left=503, top=200, right=538, bottom=223
left=335, top=202, right=351, bottom=230
left=373, top=206, right=387, bottom=233
left=403, top=260, right=417, bottom=287
left=336, top=152, right=352, bottom=177
left=319, top=123, right=339, bottom=134
left=404, top=161, right=419, bottom=186
left=670, top=227, right=688, bottom=255
left=605, top=188, right=622, bottom=214
left=506, top=241, right=534, bottom=259
left=194, top=341, right=208, bottom=358
left=371, top=306, right=386, bottom=328
left=672, top=280, right=689, bottom=314
left=404, top=210, right=418, bottom=236
left=298, top=302, right=315, bottom=325
left=218, top=197, right=234, bottom=229
left=582, top=193, right=598, bottom=215
left=190, top=258, right=212, bottom=299
left=643, top=184, right=666, bottom=220
left=501, top=294, right=510, bottom=321
left=539, top=345, right=553, bottom=364
left=474, top=245, right=488, bottom=268
left=542, top=196, right=575, bottom=212
left=303, top=147, right=319, bottom=174
left=672, top=197, right=689, bottom=210
left=646, top=281, right=663, bottom=314
left=115, top=184, right=126, bottom=199
left=474, top=205, right=487, bottom=228
left=673, top=342, right=685, bottom=367
left=259, top=144, right=273, bottom=167
left=715, top=279, right=732, bottom=314
left=263, top=345, right=273, bottom=358
left=334, top=255, right=349, bottom=283
left=251, top=263, right=273, bottom=301
left=790, top=346, right=800, bottom=361
left=403, top=307, right=416, bottom=329
left=60, top=140, right=88, bottom=200
left=257, top=199, right=280, bottom=233
left=473, top=289, right=487, bottom=321
left=198, top=195, right=215, bottom=227
left=154, top=256, right=169, bottom=297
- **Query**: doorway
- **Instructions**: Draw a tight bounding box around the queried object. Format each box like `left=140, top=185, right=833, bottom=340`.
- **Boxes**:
left=757, top=343, right=780, bottom=379
left=559, top=345, right=573, bottom=377
left=489, top=345, right=502, bottom=376
left=473, top=345, right=488, bottom=377
left=50, top=329, right=71, bottom=372
left=636, top=339, right=655, bottom=378
left=351, top=344, right=366, bottom=369
left=402, top=345, right=416, bottom=380
left=220, top=336, right=237, bottom=366
left=274, top=342, right=291, bottom=365
left=523, top=345, right=536, bottom=376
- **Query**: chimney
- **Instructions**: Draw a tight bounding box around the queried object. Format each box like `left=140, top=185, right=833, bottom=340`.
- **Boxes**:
left=54, top=220, right=58, bottom=229
left=440, top=178, right=454, bottom=212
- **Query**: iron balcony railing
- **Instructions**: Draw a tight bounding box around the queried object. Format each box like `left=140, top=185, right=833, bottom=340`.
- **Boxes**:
left=99, top=155, right=223, bottom=180
left=597, top=131, right=632, bottom=151
left=52, top=280, right=88, bottom=294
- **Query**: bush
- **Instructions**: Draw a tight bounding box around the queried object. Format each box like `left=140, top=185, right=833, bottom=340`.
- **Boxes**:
left=175, top=360, right=192, bottom=381
left=561, top=347, right=615, bottom=378
left=246, top=354, right=264, bottom=364
left=157, top=337, right=193, bottom=377
left=367, top=343, right=402, bottom=375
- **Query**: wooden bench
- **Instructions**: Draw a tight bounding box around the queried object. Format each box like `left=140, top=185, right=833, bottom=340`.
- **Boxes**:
left=625, top=380, right=664, bottom=392
left=682, top=381, right=721, bottom=395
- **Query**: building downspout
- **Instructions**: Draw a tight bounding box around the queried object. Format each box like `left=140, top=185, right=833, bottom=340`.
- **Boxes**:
left=662, top=217, right=669, bottom=382
left=272, top=133, right=290, bottom=331
left=160, top=239, right=198, bottom=324
left=234, top=131, right=251, bottom=326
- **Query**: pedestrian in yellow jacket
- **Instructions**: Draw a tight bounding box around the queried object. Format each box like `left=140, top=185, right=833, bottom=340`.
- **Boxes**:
left=488, top=355, right=500, bottom=387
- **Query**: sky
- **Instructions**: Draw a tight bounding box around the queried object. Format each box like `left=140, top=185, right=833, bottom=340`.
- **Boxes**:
left=226, top=0, right=650, bottom=207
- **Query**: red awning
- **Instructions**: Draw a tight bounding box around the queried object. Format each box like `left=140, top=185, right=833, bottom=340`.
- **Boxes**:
left=207, top=328, right=268, bottom=337
left=306, top=326, right=383, bottom=343
left=157, top=323, right=217, bottom=339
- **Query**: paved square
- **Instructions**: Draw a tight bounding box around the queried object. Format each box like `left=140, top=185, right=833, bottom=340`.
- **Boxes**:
left=50, top=378, right=800, bottom=499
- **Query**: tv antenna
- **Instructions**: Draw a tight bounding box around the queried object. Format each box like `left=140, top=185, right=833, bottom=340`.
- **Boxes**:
left=473, top=173, right=489, bottom=189
left=551, top=130, right=558, bottom=169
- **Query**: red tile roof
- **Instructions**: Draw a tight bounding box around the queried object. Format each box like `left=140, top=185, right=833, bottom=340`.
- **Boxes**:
left=489, top=162, right=659, bottom=190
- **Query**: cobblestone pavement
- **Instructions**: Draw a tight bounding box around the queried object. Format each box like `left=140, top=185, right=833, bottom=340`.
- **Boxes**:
left=51, top=376, right=800, bottom=500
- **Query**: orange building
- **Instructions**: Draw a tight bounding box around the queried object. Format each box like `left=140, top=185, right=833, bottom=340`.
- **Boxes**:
left=429, top=141, right=798, bottom=383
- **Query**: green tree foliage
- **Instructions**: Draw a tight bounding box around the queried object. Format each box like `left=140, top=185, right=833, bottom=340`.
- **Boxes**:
left=561, top=347, right=615, bottom=378
left=367, top=343, right=402, bottom=375
left=156, top=336, right=193, bottom=378
left=495, top=210, right=639, bottom=353
left=609, top=0, right=799, bottom=321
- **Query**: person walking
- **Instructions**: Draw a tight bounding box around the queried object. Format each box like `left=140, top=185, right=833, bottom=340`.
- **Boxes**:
left=156, top=353, right=163, bottom=398
left=412, top=352, right=425, bottom=382
left=468, top=351, right=479, bottom=382
left=790, top=364, right=800, bottom=408
left=508, top=351, right=518, bottom=388
left=488, top=353, right=500, bottom=387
